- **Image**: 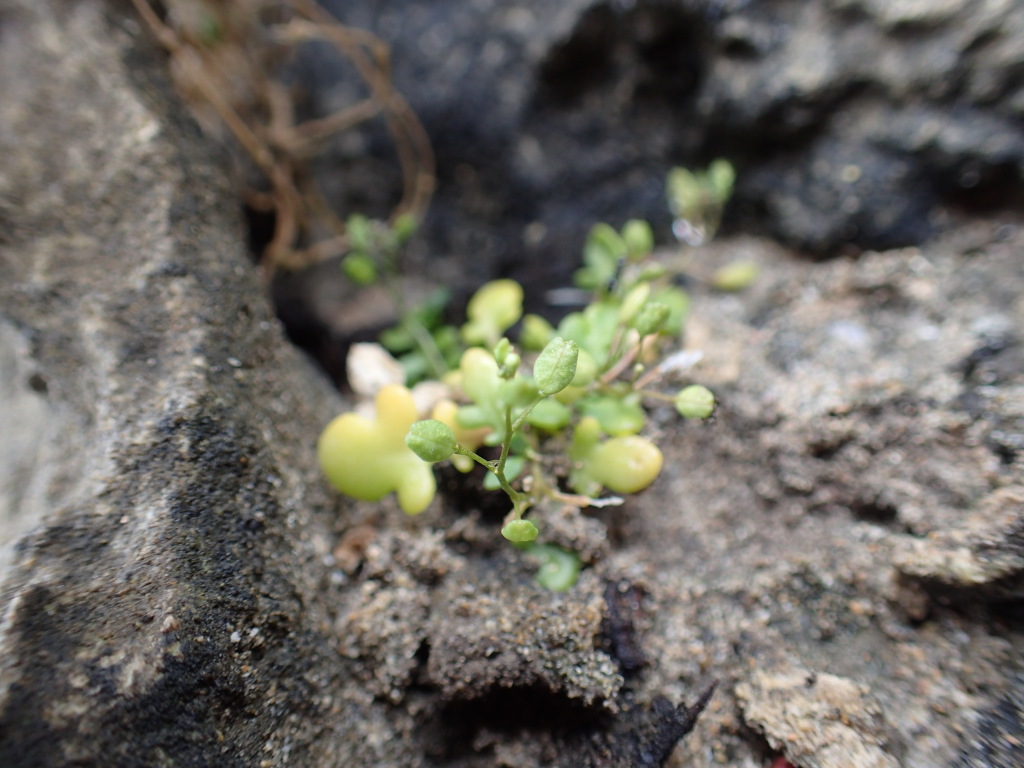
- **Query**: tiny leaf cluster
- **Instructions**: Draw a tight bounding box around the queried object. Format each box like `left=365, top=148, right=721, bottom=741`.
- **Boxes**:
left=319, top=162, right=738, bottom=588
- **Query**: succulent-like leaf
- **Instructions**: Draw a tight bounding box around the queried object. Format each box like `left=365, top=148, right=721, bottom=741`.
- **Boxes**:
left=526, top=398, right=572, bottom=431
left=711, top=260, right=759, bottom=291
left=622, top=219, right=654, bottom=260
left=528, top=544, right=583, bottom=591
left=520, top=313, right=556, bottom=351
left=317, top=384, right=437, bottom=514
left=533, top=337, right=579, bottom=396
left=632, top=301, right=670, bottom=337
left=462, top=279, right=524, bottom=346
left=406, top=419, right=457, bottom=463
left=675, top=385, right=716, bottom=419
left=502, top=519, right=539, bottom=543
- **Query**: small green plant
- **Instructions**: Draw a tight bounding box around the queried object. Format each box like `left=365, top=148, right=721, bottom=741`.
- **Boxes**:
left=320, top=162, right=735, bottom=588
left=667, top=158, right=734, bottom=245
left=667, top=159, right=759, bottom=290
left=318, top=383, right=437, bottom=515
left=340, top=213, right=463, bottom=384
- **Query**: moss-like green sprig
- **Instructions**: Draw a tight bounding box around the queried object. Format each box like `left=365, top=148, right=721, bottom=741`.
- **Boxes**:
left=320, top=161, right=735, bottom=590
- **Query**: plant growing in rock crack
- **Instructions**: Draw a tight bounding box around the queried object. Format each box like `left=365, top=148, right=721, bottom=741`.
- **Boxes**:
left=319, top=162, right=737, bottom=589
left=129, top=0, right=435, bottom=275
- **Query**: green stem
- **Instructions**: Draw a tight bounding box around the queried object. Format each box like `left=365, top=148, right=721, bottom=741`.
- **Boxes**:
left=497, top=405, right=516, bottom=473
left=455, top=447, right=496, bottom=473
left=404, top=315, right=448, bottom=380
left=382, top=270, right=448, bottom=380
left=509, top=396, right=544, bottom=435
left=496, top=401, right=551, bottom=517
left=455, top=444, right=527, bottom=509
left=636, top=388, right=674, bottom=403
left=633, top=362, right=665, bottom=390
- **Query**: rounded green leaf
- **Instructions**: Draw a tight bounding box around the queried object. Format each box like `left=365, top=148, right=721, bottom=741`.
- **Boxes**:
left=317, top=384, right=436, bottom=515
left=396, top=465, right=438, bottom=516
left=500, top=377, right=540, bottom=407
left=529, top=544, right=583, bottom=591
left=406, top=419, right=457, bottom=463
left=502, top=519, right=539, bottom=543
left=526, top=398, right=572, bottom=431
left=709, top=158, right=735, bottom=201
left=675, top=385, right=716, bottom=419
left=619, top=283, right=651, bottom=324
left=379, top=324, right=414, bottom=353
left=650, top=286, right=690, bottom=336
left=341, top=253, right=377, bottom=285
left=632, top=301, right=670, bottom=337
left=570, top=415, right=603, bottom=456
left=711, top=260, right=759, bottom=291
left=520, top=314, right=556, bottom=351
left=462, top=279, right=524, bottom=345
left=533, top=337, right=579, bottom=396
left=499, top=352, right=521, bottom=379
left=577, top=223, right=626, bottom=289
left=455, top=405, right=489, bottom=430
left=622, top=219, right=654, bottom=259
left=460, top=347, right=500, bottom=399
left=579, top=395, right=645, bottom=436
left=587, top=435, right=663, bottom=494
left=667, top=167, right=702, bottom=219
left=557, top=300, right=620, bottom=366
left=392, top=212, right=419, bottom=244
left=345, top=213, right=372, bottom=251
left=483, top=456, right=524, bottom=490
left=637, top=263, right=668, bottom=282
left=570, top=349, right=599, bottom=387
left=493, top=337, right=513, bottom=366
left=585, top=222, right=626, bottom=264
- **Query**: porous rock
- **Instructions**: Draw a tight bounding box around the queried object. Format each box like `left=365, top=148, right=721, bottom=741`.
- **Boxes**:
left=893, top=485, right=1024, bottom=597
left=0, top=1, right=401, bottom=765
left=300, top=0, right=1024, bottom=286
left=952, top=673, right=1024, bottom=768
left=4, top=1, right=1024, bottom=767
left=426, top=564, right=622, bottom=708
left=627, top=225, right=1024, bottom=766
left=736, top=666, right=899, bottom=768
left=0, top=5, right=704, bottom=767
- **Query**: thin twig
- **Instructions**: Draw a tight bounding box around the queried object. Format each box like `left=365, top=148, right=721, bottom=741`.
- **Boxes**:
left=129, top=0, right=436, bottom=275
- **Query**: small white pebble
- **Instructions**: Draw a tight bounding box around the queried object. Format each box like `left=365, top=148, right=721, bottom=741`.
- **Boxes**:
left=658, top=349, right=704, bottom=375
left=347, top=343, right=405, bottom=397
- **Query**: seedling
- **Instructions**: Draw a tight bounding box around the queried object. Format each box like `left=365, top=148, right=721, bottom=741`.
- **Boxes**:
left=667, top=158, right=734, bottom=245
left=319, top=162, right=735, bottom=588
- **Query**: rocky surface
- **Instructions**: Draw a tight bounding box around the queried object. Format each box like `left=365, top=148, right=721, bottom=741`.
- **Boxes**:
left=2, top=1, right=1023, bottom=768
left=736, top=667, right=899, bottom=768
left=300, top=0, right=1023, bottom=282
left=0, top=2, right=367, bottom=765
left=628, top=227, right=1024, bottom=766
left=0, top=2, right=705, bottom=766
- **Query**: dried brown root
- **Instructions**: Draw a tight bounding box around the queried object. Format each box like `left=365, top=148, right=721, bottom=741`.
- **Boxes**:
left=129, top=0, right=435, bottom=278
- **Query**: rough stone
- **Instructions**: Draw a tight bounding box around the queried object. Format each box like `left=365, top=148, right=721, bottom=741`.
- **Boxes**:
left=426, top=565, right=622, bottom=707
left=3, top=1, right=1024, bottom=767
left=893, top=485, right=1024, bottom=597
left=952, top=674, right=1024, bottom=768
left=623, top=224, right=1024, bottom=767
left=0, top=2, right=396, bottom=765
left=296, top=0, right=1024, bottom=286
left=736, top=666, right=899, bottom=768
